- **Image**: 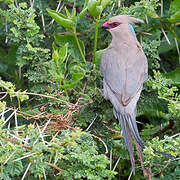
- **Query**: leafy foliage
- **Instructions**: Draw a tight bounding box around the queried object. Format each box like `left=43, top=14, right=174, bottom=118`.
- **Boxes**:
left=0, top=120, right=116, bottom=179
left=0, top=2, right=50, bottom=91
left=144, top=135, right=180, bottom=179
left=0, top=0, right=180, bottom=179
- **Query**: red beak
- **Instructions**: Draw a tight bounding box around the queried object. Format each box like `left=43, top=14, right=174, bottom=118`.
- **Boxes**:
left=101, top=22, right=110, bottom=29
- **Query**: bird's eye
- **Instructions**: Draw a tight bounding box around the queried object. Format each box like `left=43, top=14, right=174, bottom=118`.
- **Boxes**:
left=112, top=22, right=120, bottom=28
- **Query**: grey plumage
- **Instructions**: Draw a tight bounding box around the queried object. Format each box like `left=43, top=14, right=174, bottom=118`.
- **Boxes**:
left=100, top=15, right=148, bottom=173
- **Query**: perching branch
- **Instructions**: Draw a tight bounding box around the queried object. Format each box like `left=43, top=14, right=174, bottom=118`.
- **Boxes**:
left=152, top=119, right=174, bottom=138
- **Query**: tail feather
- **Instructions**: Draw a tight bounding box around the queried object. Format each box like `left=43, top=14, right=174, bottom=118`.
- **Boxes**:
left=126, top=114, right=144, bottom=148
left=118, top=113, right=135, bottom=174
left=116, top=111, right=144, bottom=174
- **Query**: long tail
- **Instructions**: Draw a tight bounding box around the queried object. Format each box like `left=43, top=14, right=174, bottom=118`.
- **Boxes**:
left=118, top=113, right=135, bottom=173
left=115, top=111, right=144, bottom=174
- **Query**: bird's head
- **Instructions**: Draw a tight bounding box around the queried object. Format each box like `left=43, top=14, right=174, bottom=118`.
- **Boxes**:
left=101, top=15, right=144, bottom=31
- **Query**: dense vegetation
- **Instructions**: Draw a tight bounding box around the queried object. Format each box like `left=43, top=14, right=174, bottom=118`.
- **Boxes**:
left=0, top=0, right=179, bottom=179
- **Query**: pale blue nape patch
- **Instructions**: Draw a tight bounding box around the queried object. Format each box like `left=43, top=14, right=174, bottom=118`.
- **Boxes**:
left=128, top=24, right=136, bottom=36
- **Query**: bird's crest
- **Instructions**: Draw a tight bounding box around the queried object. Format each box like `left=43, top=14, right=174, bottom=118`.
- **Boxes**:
left=102, top=15, right=144, bottom=29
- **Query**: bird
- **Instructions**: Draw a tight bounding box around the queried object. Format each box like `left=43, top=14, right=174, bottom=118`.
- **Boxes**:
left=100, top=15, right=148, bottom=173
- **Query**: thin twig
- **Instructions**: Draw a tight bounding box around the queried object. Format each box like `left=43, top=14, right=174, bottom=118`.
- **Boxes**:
left=110, top=3, right=115, bottom=15
left=152, top=119, right=174, bottom=137
left=145, top=15, right=148, bottom=24
left=14, top=0, right=18, bottom=7
left=5, top=18, right=8, bottom=43
left=141, top=32, right=152, bottom=36
left=128, top=169, right=133, bottom=180
left=30, top=0, right=34, bottom=8
left=174, top=157, right=180, bottom=161
left=29, top=0, right=32, bottom=7
left=91, top=134, right=108, bottom=154
left=170, top=133, right=180, bottom=138
left=104, top=125, right=121, bottom=134
left=159, top=159, right=171, bottom=175
left=45, top=162, right=64, bottom=172
left=50, top=131, right=60, bottom=143
left=0, top=141, right=5, bottom=148
left=14, top=110, right=18, bottom=136
left=3, top=110, right=16, bottom=125
left=21, top=162, right=31, bottom=180
left=13, top=152, right=36, bottom=162
left=161, top=0, right=163, bottom=17
left=41, top=11, right=46, bottom=33
left=39, top=0, right=46, bottom=33
left=112, top=156, right=121, bottom=171
left=54, top=151, right=60, bottom=164
left=174, top=37, right=180, bottom=56
left=161, top=28, right=170, bottom=45
left=86, top=114, right=98, bottom=131
left=8, top=121, right=10, bottom=129
left=43, top=167, right=46, bottom=180
left=31, top=112, right=46, bottom=118
left=42, top=119, right=51, bottom=133
left=9, top=133, right=27, bottom=144
left=26, top=92, right=73, bottom=106
left=4, top=151, right=16, bottom=165
left=24, top=135, right=30, bottom=145
left=36, top=122, right=46, bottom=144
left=1, top=135, right=32, bottom=150
left=110, top=147, right=112, bottom=170
left=0, top=107, right=11, bottom=117
left=0, top=92, right=8, bottom=101
left=118, top=0, right=121, bottom=8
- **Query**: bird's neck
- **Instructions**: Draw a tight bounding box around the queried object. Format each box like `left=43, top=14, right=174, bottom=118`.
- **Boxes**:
left=110, top=25, right=137, bottom=46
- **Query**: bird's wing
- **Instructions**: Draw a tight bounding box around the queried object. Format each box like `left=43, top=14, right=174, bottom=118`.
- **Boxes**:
left=100, top=44, right=147, bottom=106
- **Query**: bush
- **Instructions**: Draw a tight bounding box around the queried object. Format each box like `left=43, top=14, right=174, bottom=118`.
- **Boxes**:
left=0, top=0, right=179, bottom=179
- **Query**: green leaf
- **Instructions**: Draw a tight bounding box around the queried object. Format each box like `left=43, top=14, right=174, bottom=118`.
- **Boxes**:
left=58, top=43, right=68, bottom=64
left=101, top=0, right=111, bottom=8
left=72, top=7, right=76, bottom=18
left=62, top=72, right=84, bottom=89
left=94, top=49, right=105, bottom=69
left=72, top=72, right=84, bottom=81
left=163, top=68, right=180, bottom=87
left=78, top=7, right=88, bottom=21
left=62, top=63, right=85, bottom=89
left=46, top=9, right=73, bottom=29
left=88, top=0, right=103, bottom=17
left=55, top=33, right=85, bottom=60
left=170, top=0, right=180, bottom=12
left=65, top=7, right=71, bottom=18
left=52, top=43, right=68, bottom=75
left=52, top=49, right=59, bottom=62
left=146, top=11, right=159, bottom=18
left=169, top=10, right=180, bottom=23
left=169, top=0, right=180, bottom=23
left=6, top=161, right=23, bottom=176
